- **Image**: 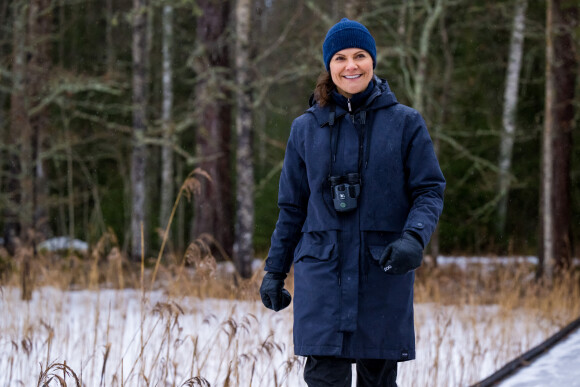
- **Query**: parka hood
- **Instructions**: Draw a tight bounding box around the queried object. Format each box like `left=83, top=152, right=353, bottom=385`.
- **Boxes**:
left=307, top=76, right=398, bottom=127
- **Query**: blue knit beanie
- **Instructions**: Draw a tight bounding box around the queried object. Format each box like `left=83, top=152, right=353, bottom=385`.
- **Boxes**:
left=323, top=18, right=376, bottom=71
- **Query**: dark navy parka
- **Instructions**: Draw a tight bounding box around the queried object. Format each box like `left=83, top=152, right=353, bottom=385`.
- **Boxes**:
left=265, top=76, right=445, bottom=360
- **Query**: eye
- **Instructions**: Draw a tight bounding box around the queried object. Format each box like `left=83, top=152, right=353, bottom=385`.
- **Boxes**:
left=334, top=56, right=345, bottom=61
left=356, top=53, right=367, bottom=59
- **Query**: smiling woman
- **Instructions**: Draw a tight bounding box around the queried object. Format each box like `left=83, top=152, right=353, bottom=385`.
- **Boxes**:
left=259, top=17, right=445, bottom=387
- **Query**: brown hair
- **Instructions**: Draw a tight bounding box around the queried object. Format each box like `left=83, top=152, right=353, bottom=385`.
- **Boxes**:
left=313, top=71, right=335, bottom=107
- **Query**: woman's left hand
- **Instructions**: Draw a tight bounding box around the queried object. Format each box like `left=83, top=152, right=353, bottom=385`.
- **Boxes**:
left=379, top=233, right=423, bottom=274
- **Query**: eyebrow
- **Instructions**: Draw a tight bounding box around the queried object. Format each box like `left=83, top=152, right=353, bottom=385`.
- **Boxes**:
left=334, top=50, right=367, bottom=57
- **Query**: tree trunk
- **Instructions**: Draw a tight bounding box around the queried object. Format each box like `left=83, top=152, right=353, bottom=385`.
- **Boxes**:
left=176, top=157, right=185, bottom=254
left=414, top=0, right=445, bottom=115
left=0, top=0, right=5, bottom=154
left=5, top=0, right=27, bottom=256
left=27, top=0, right=52, bottom=239
left=255, top=0, right=270, bottom=169
left=193, top=0, right=234, bottom=261
left=234, top=0, right=254, bottom=278
left=131, top=0, right=149, bottom=260
left=497, top=0, right=527, bottom=238
left=7, top=0, right=53, bottom=299
left=540, top=0, right=577, bottom=277
left=411, top=0, right=445, bottom=263
left=28, top=0, right=53, bottom=240
left=160, top=4, right=175, bottom=236
left=105, top=0, right=116, bottom=74
left=66, top=126, right=75, bottom=244
left=429, top=11, right=454, bottom=267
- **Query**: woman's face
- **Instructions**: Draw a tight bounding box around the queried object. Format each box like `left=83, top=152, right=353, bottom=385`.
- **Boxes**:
left=329, top=48, right=374, bottom=99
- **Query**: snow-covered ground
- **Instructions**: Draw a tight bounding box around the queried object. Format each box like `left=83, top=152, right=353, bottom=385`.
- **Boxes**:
left=497, top=326, right=580, bottom=387
left=0, top=285, right=560, bottom=387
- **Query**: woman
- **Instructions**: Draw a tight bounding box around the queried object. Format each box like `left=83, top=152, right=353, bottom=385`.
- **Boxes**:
left=260, top=18, right=445, bottom=386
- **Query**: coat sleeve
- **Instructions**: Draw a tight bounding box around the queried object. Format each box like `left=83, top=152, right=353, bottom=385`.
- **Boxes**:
left=401, top=111, right=445, bottom=247
left=264, top=118, right=310, bottom=273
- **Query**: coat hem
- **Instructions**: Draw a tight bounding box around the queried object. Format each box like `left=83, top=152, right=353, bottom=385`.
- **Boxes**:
left=340, top=348, right=416, bottom=362
left=294, top=345, right=342, bottom=357
left=295, top=345, right=415, bottom=362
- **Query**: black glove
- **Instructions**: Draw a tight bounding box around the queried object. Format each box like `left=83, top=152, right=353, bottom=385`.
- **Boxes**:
left=379, top=232, right=424, bottom=275
left=259, top=272, right=292, bottom=311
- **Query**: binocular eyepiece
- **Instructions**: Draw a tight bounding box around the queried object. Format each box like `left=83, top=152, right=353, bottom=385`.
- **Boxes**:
left=329, top=173, right=359, bottom=185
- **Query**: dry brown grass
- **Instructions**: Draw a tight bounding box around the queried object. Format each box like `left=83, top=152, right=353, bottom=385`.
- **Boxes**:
left=37, top=361, right=81, bottom=387
left=415, top=258, right=580, bottom=327
left=2, top=243, right=580, bottom=328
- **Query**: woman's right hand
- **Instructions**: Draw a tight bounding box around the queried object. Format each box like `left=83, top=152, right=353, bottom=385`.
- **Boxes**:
left=259, top=272, right=292, bottom=311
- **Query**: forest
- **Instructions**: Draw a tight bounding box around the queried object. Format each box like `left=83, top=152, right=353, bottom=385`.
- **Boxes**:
left=0, top=0, right=578, bottom=278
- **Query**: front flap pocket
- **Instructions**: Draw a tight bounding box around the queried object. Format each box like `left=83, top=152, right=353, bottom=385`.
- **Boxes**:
left=368, top=245, right=386, bottom=263
left=294, top=243, right=335, bottom=263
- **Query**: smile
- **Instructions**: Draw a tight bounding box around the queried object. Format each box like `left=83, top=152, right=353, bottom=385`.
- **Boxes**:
left=344, top=75, right=362, bottom=79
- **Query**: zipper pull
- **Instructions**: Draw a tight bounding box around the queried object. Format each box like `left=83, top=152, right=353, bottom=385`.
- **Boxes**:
left=347, top=98, right=352, bottom=113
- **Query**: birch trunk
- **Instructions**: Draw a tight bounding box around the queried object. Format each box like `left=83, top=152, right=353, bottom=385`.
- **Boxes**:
left=412, top=0, right=445, bottom=262
left=131, top=0, right=149, bottom=260
left=234, top=0, right=254, bottom=278
left=414, top=0, right=445, bottom=115
left=497, top=0, right=527, bottom=237
left=541, top=1, right=555, bottom=278
left=160, top=4, right=174, bottom=235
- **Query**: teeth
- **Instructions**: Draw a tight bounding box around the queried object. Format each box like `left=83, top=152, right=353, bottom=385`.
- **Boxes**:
left=344, top=75, right=361, bottom=79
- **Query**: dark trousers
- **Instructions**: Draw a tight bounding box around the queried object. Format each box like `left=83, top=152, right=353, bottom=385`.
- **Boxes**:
left=304, top=356, right=398, bottom=387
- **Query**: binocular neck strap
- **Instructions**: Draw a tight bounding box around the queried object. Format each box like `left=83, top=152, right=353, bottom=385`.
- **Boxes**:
left=329, top=105, right=371, bottom=178
left=329, top=104, right=339, bottom=178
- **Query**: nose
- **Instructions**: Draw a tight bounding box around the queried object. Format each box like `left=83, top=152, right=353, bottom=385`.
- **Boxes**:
left=345, top=58, right=357, bottom=71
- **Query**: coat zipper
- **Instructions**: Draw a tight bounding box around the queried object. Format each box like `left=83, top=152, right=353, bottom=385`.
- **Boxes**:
left=337, top=229, right=342, bottom=286
left=347, top=98, right=352, bottom=113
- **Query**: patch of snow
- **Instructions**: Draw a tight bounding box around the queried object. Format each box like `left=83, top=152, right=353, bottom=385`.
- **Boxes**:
left=215, top=259, right=265, bottom=275
left=435, top=255, right=538, bottom=268
left=252, top=258, right=265, bottom=272
left=37, top=236, right=88, bottom=253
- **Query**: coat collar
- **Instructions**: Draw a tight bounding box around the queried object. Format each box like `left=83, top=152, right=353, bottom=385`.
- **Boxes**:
left=306, top=76, right=398, bottom=127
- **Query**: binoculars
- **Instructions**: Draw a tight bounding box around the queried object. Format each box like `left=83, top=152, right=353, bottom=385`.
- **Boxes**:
left=329, top=173, right=360, bottom=212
